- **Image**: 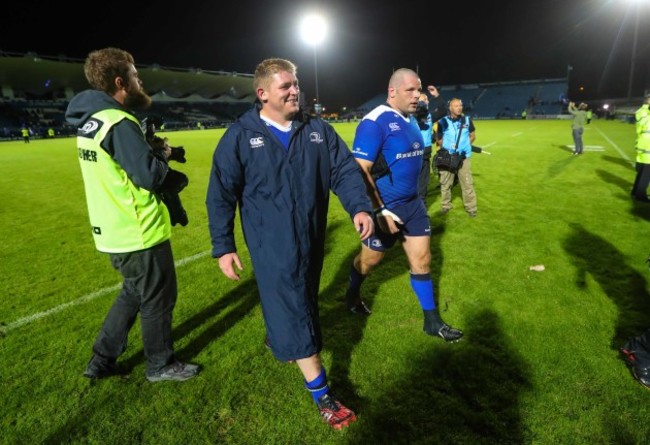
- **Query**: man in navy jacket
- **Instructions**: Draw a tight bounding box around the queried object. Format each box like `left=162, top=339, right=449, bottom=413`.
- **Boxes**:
left=206, top=58, right=373, bottom=430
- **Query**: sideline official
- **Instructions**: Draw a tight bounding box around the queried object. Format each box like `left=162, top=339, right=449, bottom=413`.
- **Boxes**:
left=631, top=93, right=650, bottom=202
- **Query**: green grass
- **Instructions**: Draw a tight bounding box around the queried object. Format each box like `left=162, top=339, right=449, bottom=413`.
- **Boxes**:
left=2, top=119, right=650, bottom=444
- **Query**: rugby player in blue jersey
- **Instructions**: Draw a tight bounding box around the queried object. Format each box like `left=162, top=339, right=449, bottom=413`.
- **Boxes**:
left=344, top=68, right=463, bottom=342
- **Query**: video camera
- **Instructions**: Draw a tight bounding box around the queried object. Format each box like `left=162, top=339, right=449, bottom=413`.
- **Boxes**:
left=149, top=135, right=186, bottom=163
left=415, top=100, right=429, bottom=121
left=145, top=121, right=186, bottom=163
left=145, top=121, right=189, bottom=226
left=157, top=168, right=189, bottom=227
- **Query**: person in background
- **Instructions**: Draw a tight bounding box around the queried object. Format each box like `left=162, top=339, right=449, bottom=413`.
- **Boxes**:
left=436, top=98, right=478, bottom=217
left=414, top=86, right=446, bottom=201
left=586, top=107, right=593, bottom=124
left=344, top=68, right=463, bottom=343
left=630, top=93, right=650, bottom=203
left=206, top=58, right=374, bottom=430
left=65, top=47, right=199, bottom=383
left=567, top=101, right=587, bottom=155
left=21, top=126, right=30, bottom=143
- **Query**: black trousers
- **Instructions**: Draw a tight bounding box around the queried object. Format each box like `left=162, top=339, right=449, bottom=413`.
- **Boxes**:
left=91, top=240, right=178, bottom=374
left=418, top=146, right=433, bottom=200
left=631, top=162, right=650, bottom=200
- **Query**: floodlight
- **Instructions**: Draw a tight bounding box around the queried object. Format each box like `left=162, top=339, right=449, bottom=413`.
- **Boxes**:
left=299, top=14, right=328, bottom=111
left=300, top=15, right=327, bottom=46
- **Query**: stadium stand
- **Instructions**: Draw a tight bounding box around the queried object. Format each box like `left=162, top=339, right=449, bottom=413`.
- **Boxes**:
left=0, top=51, right=256, bottom=139
left=1, top=51, right=638, bottom=138
left=532, top=80, right=566, bottom=115
left=353, top=78, right=569, bottom=121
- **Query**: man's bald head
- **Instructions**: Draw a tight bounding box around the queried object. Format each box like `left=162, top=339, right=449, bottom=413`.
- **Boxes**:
left=389, top=68, right=419, bottom=89
left=387, top=68, right=422, bottom=116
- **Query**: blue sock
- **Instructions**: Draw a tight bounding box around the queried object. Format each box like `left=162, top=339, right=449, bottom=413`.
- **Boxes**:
left=410, top=273, right=435, bottom=310
left=305, top=367, right=329, bottom=403
left=348, top=264, right=366, bottom=293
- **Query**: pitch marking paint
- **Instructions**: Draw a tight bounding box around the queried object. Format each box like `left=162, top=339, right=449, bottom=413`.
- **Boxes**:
left=1, top=250, right=211, bottom=334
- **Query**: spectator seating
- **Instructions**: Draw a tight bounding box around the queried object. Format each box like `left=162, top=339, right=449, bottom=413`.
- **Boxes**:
left=353, top=78, right=568, bottom=120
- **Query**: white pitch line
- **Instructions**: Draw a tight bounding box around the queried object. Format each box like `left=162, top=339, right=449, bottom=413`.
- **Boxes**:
left=1, top=250, right=211, bottom=334
left=566, top=145, right=605, bottom=151
left=592, top=125, right=633, bottom=164
left=482, top=131, right=523, bottom=149
left=176, top=250, right=211, bottom=267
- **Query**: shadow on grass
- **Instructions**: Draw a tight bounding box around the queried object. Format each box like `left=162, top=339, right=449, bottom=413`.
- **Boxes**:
left=591, top=170, right=650, bottom=221
left=600, top=155, right=634, bottom=170
left=631, top=199, right=650, bottom=222
left=117, top=278, right=260, bottom=370
left=173, top=279, right=260, bottom=360
left=553, top=143, right=574, bottom=154
left=345, top=309, right=532, bottom=445
left=43, top=213, right=455, bottom=443
left=595, top=169, right=632, bottom=193
left=318, top=232, right=405, bottom=406
left=42, top=278, right=260, bottom=445
left=564, top=224, right=650, bottom=347
left=547, top=145, right=578, bottom=178
left=318, top=217, right=449, bottom=410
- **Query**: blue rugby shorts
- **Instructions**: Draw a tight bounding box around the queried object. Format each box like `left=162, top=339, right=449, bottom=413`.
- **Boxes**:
left=363, top=198, right=431, bottom=252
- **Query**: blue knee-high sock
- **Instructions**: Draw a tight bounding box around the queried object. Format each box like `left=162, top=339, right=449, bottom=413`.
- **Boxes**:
left=410, top=273, right=435, bottom=311
left=348, top=264, right=366, bottom=293
left=305, top=367, right=329, bottom=403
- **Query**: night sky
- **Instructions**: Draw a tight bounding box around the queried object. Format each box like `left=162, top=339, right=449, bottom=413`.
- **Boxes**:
left=2, top=0, right=648, bottom=110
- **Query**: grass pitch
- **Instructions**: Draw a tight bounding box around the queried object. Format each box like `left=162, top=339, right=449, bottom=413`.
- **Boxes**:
left=2, top=118, right=650, bottom=444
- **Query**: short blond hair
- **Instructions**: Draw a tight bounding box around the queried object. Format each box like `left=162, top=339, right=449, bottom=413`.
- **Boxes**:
left=254, top=58, right=297, bottom=90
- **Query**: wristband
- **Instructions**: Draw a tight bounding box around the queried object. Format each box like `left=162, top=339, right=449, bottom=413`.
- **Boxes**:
left=374, top=206, right=403, bottom=224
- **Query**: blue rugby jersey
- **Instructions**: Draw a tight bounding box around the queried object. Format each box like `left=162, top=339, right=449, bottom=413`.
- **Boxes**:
left=352, top=105, right=424, bottom=207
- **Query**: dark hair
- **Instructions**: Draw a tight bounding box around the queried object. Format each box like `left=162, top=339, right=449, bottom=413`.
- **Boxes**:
left=83, top=47, right=135, bottom=95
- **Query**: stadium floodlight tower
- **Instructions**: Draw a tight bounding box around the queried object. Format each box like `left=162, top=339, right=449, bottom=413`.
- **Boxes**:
left=299, top=14, right=327, bottom=115
left=626, top=0, right=649, bottom=101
